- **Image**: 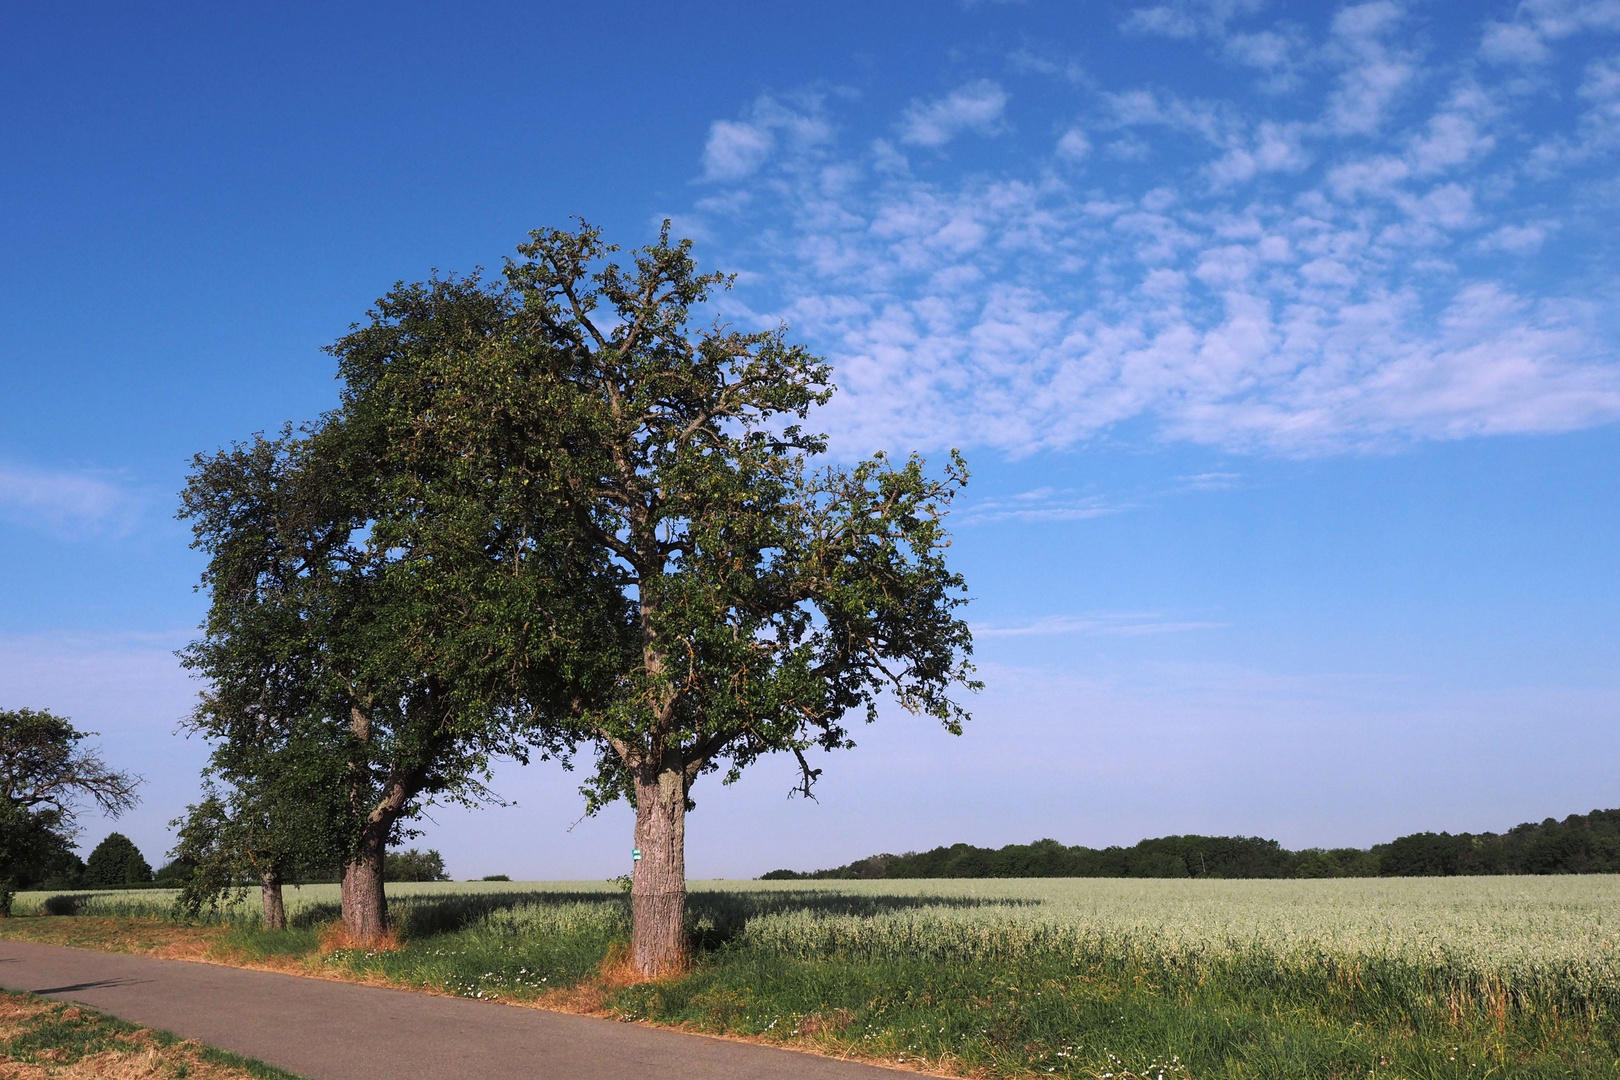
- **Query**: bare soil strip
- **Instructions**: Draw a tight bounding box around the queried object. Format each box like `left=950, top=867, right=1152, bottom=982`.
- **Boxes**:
left=0, top=988, right=295, bottom=1080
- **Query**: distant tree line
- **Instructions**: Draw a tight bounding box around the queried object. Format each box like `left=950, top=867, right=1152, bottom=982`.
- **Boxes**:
left=21, top=840, right=454, bottom=897
left=761, top=809, right=1620, bottom=880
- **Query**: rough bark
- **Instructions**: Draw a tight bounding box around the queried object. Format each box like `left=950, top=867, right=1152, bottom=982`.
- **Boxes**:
left=339, top=697, right=388, bottom=942
left=260, top=868, right=286, bottom=931
left=340, top=829, right=388, bottom=942
left=630, top=761, right=687, bottom=975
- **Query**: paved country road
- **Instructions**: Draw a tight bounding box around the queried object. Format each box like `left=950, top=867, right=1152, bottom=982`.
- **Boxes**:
left=0, top=940, right=906, bottom=1080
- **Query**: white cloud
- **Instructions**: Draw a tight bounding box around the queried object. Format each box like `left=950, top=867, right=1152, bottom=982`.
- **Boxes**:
left=703, top=121, right=774, bottom=182
left=1480, top=21, right=1553, bottom=64
left=1122, top=0, right=1309, bottom=92
left=1478, top=222, right=1552, bottom=252
left=0, top=463, right=144, bottom=538
left=686, top=4, right=1620, bottom=459
left=1008, top=48, right=1087, bottom=84
left=959, top=487, right=1127, bottom=524
left=701, top=95, right=833, bottom=183
left=1206, top=120, right=1310, bottom=184
left=1223, top=28, right=1301, bottom=70
left=1482, top=0, right=1620, bottom=66
left=1121, top=0, right=1267, bottom=40
left=897, top=80, right=1009, bottom=147
left=1528, top=53, right=1620, bottom=171
left=1324, top=2, right=1415, bottom=136
left=1055, top=127, right=1091, bottom=161
left=1405, top=85, right=1499, bottom=174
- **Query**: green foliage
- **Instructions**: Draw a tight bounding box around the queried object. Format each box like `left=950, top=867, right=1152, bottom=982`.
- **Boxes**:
left=177, top=222, right=971, bottom=953
left=84, top=833, right=153, bottom=885
left=0, top=801, right=76, bottom=900
left=480, top=874, right=511, bottom=881
left=1372, top=810, right=1620, bottom=875
left=770, top=836, right=1316, bottom=880
left=153, top=857, right=194, bottom=884
left=0, top=708, right=139, bottom=894
left=41, top=894, right=83, bottom=915
left=765, top=810, right=1620, bottom=880
left=179, top=264, right=628, bottom=904
left=493, top=220, right=975, bottom=812
left=385, top=848, right=449, bottom=882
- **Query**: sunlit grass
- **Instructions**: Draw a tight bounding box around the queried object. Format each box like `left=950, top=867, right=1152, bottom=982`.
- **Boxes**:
left=10, top=876, right=1620, bottom=1077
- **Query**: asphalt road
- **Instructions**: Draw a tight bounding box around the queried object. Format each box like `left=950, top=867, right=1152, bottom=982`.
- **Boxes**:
left=0, top=940, right=904, bottom=1079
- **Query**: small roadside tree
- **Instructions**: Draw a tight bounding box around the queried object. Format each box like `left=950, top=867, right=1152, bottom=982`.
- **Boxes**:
left=502, top=223, right=978, bottom=974
left=0, top=708, right=141, bottom=911
left=170, top=722, right=348, bottom=929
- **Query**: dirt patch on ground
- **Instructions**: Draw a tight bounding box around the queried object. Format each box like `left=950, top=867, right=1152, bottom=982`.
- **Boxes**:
left=0, top=991, right=273, bottom=1079
left=0, top=920, right=224, bottom=962
left=532, top=944, right=680, bottom=1016
left=315, top=925, right=399, bottom=956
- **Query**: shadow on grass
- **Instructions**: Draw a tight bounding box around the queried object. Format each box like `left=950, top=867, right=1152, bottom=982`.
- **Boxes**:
left=353, top=887, right=1038, bottom=948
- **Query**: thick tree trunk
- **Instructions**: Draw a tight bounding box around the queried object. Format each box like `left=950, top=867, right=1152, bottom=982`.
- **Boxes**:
left=340, top=829, right=388, bottom=942
left=260, top=868, right=286, bottom=931
left=630, top=762, right=687, bottom=975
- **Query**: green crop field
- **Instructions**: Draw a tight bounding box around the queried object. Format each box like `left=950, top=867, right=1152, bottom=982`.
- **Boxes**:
left=11, top=876, right=1619, bottom=1078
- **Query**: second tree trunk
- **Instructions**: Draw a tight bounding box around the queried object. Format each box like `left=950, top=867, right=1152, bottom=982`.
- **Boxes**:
left=260, top=868, right=286, bottom=931
left=340, top=830, right=388, bottom=942
left=630, top=764, right=687, bottom=975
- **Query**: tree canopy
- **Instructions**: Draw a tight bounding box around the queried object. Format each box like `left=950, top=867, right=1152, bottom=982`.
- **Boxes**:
left=176, top=221, right=975, bottom=957
left=179, top=279, right=626, bottom=940
left=0, top=708, right=141, bottom=908
left=84, top=832, right=153, bottom=886
left=493, top=222, right=978, bottom=973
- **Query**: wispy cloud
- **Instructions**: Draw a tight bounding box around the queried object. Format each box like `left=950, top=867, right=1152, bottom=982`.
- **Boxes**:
left=973, top=613, right=1229, bottom=637
left=1176, top=472, right=1243, bottom=491
left=1322, top=2, right=1415, bottom=136
left=701, top=94, right=833, bottom=182
left=0, top=463, right=145, bottom=538
left=1481, top=0, right=1620, bottom=67
left=959, top=487, right=1129, bottom=524
left=1121, top=0, right=1267, bottom=41
left=689, top=3, right=1620, bottom=458
left=897, top=80, right=1009, bottom=147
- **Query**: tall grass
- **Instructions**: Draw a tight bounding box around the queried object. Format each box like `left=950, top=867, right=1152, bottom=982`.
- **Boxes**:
left=14, top=876, right=1619, bottom=1076
left=702, top=878, right=1620, bottom=1027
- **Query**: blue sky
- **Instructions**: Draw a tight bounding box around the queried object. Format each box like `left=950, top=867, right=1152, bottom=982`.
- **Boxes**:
left=2, top=0, right=1618, bottom=879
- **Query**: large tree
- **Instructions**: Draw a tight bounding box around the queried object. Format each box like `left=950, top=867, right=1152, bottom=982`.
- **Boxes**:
left=501, top=223, right=979, bottom=974
left=0, top=708, right=141, bottom=910
left=180, top=280, right=623, bottom=942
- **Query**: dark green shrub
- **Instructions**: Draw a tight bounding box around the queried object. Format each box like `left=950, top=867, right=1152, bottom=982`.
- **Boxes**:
left=84, top=834, right=153, bottom=886
left=42, top=894, right=83, bottom=916
left=383, top=848, right=449, bottom=882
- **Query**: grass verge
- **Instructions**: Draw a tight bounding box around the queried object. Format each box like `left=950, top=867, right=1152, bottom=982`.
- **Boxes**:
left=612, top=949, right=1620, bottom=1079
left=5, top=902, right=1620, bottom=1079
left=0, top=988, right=303, bottom=1079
